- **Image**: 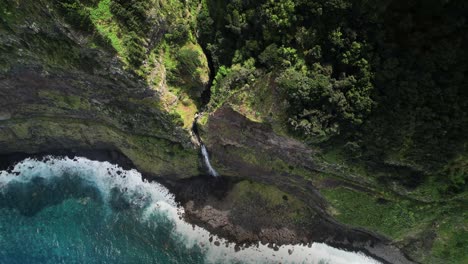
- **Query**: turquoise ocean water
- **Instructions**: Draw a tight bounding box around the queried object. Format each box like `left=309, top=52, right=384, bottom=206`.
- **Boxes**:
left=0, top=157, right=380, bottom=264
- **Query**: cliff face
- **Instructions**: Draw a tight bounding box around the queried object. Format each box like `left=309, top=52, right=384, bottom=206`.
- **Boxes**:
left=198, top=73, right=466, bottom=263
left=0, top=0, right=208, bottom=177
left=194, top=0, right=467, bottom=262
left=1, top=1, right=466, bottom=263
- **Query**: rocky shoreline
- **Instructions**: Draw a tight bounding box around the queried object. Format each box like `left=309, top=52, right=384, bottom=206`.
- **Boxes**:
left=0, top=150, right=415, bottom=264
left=164, top=175, right=415, bottom=264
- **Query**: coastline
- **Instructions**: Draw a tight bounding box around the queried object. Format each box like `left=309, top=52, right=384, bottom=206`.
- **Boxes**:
left=0, top=150, right=415, bottom=264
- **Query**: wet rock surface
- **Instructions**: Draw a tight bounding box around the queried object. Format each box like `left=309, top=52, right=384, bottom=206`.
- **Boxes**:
left=0, top=147, right=415, bottom=263
left=0, top=10, right=199, bottom=178
left=0, top=2, right=424, bottom=263
left=163, top=175, right=416, bottom=264
left=194, top=106, right=417, bottom=263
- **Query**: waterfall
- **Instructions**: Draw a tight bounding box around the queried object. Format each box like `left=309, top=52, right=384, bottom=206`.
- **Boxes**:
left=193, top=113, right=219, bottom=177
left=200, top=144, right=218, bottom=177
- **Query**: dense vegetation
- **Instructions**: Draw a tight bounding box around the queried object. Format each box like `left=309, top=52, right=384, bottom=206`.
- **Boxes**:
left=16, top=0, right=467, bottom=197
left=51, top=0, right=159, bottom=66
left=198, top=0, right=468, bottom=195
left=3, top=0, right=466, bottom=262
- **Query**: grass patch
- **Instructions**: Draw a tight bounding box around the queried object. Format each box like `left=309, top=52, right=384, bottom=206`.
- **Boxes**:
left=229, top=73, right=290, bottom=136
left=430, top=211, right=468, bottom=263
left=89, top=0, right=125, bottom=56
left=175, top=97, right=197, bottom=129
left=321, top=147, right=373, bottom=179
left=38, top=90, right=91, bottom=111
left=321, top=178, right=468, bottom=263
left=322, top=187, right=432, bottom=240
left=228, top=180, right=310, bottom=221
left=162, top=42, right=177, bottom=75
left=164, top=43, right=210, bottom=100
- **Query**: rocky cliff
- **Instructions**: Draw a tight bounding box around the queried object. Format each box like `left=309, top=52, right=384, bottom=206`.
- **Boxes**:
left=0, top=0, right=206, bottom=177
left=0, top=1, right=466, bottom=263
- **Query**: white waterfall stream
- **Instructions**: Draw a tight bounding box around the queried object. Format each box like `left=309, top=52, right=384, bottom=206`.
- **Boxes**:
left=200, top=144, right=218, bottom=177
left=193, top=113, right=219, bottom=177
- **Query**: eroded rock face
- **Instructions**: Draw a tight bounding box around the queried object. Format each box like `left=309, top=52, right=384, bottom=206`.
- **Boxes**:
left=199, top=106, right=328, bottom=209
left=0, top=63, right=200, bottom=177
left=196, top=106, right=417, bottom=264
left=166, top=176, right=415, bottom=264
left=0, top=112, right=11, bottom=120
left=0, top=2, right=199, bottom=178
left=204, top=106, right=317, bottom=170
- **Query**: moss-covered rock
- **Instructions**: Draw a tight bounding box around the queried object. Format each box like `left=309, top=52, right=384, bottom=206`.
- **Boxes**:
left=171, top=43, right=210, bottom=99
left=0, top=0, right=201, bottom=178
left=201, top=72, right=466, bottom=263
left=0, top=117, right=198, bottom=177
left=2, top=1, right=465, bottom=263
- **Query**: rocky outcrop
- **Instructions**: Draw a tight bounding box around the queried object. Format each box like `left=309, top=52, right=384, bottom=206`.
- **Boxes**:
left=165, top=175, right=415, bottom=264
left=199, top=106, right=328, bottom=207
left=193, top=106, right=414, bottom=263
left=0, top=1, right=442, bottom=263
left=0, top=0, right=200, bottom=178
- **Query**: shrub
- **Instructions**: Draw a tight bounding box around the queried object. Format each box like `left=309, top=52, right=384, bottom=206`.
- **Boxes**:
left=53, top=0, right=94, bottom=31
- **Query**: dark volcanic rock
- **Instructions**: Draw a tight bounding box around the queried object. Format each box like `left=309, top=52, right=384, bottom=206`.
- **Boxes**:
left=0, top=2, right=199, bottom=178
left=164, top=175, right=415, bottom=264
left=196, top=106, right=415, bottom=264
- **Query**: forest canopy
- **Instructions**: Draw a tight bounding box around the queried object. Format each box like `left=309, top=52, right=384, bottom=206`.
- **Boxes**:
left=198, top=0, right=468, bottom=193
left=48, top=0, right=468, bottom=194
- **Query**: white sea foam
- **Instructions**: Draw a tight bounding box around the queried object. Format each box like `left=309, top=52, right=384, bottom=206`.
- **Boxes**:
left=0, top=157, right=380, bottom=264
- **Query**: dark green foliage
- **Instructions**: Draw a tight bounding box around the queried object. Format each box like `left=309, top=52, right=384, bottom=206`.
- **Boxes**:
left=109, top=0, right=152, bottom=35
left=200, top=0, right=468, bottom=193
left=164, top=24, right=190, bottom=44
left=123, top=31, right=146, bottom=67
left=363, top=0, right=468, bottom=175
left=108, top=0, right=155, bottom=67
left=175, top=48, right=200, bottom=79
left=210, top=60, right=256, bottom=107
left=196, top=1, right=214, bottom=42
left=53, top=0, right=94, bottom=31
left=167, top=45, right=208, bottom=99
left=201, top=0, right=375, bottom=140
left=278, top=69, right=336, bottom=141
left=436, top=157, right=468, bottom=195
left=259, top=44, right=301, bottom=69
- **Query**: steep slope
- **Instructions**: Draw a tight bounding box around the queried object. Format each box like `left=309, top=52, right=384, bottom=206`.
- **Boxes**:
left=196, top=0, right=468, bottom=263
left=0, top=0, right=211, bottom=177
left=0, top=0, right=466, bottom=263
